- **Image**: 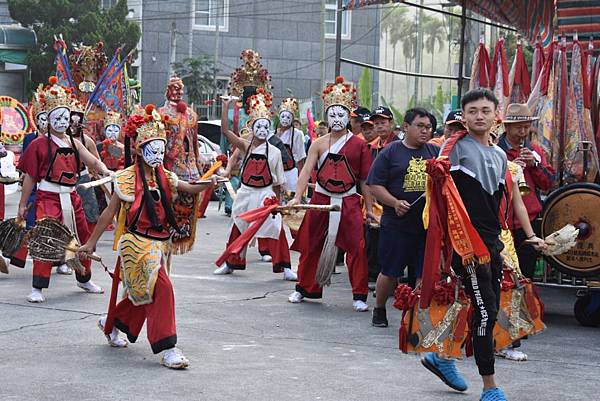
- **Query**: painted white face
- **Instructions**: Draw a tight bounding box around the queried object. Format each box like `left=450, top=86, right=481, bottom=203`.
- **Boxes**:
left=48, top=107, right=71, bottom=133
left=36, top=112, right=48, bottom=131
left=279, top=111, right=293, bottom=128
left=105, top=124, right=121, bottom=141
left=327, top=106, right=349, bottom=132
left=70, top=113, right=82, bottom=127
left=142, top=139, right=166, bottom=168
left=253, top=118, right=271, bottom=140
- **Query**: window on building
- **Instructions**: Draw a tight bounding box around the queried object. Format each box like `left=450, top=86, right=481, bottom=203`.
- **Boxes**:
left=101, top=0, right=117, bottom=9
left=197, top=77, right=229, bottom=119
left=194, top=0, right=229, bottom=31
left=325, top=0, right=351, bottom=39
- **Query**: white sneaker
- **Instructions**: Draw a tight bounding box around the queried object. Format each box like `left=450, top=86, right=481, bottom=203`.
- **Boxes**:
left=283, top=267, right=298, bottom=281
left=496, top=347, right=528, bottom=361
left=261, top=255, right=272, bottom=262
left=213, top=265, right=233, bottom=275
left=98, top=317, right=128, bottom=348
left=77, top=281, right=104, bottom=294
left=27, top=288, right=45, bottom=303
left=352, top=300, right=369, bottom=312
left=288, top=291, right=303, bottom=303
left=56, top=264, right=73, bottom=275
left=161, top=347, right=189, bottom=369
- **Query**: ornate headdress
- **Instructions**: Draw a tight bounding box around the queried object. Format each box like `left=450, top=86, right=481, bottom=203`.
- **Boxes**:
left=29, top=84, right=46, bottom=120
left=104, top=111, right=124, bottom=128
left=124, top=104, right=167, bottom=149
left=322, top=76, right=356, bottom=111
left=278, top=97, right=298, bottom=116
left=43, top=76, right=72, bottom=113
left=69, top=97, right=85, bottom=115
left=228, top=49, right=272, bottom=97
left=247, top=88, right=272, bottom=126
left=69, top=42, right=108, bottom=93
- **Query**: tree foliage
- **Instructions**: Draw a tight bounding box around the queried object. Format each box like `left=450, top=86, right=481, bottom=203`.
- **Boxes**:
left=172, top=54, right=218, bottom=110
left=8, top=0, right=140, bottom=91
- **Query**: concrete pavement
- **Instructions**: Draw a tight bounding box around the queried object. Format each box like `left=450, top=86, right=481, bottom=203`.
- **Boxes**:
left=0, top=193, right=598, bottom=401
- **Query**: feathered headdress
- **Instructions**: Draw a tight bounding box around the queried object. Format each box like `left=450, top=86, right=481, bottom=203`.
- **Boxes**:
left=322, top=76, right=356, bottom=111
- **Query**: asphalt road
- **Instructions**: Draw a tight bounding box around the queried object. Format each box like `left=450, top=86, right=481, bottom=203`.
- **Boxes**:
left=0, top=193, right=598, bottom=401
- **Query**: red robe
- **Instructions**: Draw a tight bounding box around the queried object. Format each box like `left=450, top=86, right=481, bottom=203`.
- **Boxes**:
left=292, top=135, right=372, bottom=253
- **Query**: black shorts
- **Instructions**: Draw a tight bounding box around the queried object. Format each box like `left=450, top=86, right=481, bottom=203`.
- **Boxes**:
left=377, top=225, right=425, bottom=279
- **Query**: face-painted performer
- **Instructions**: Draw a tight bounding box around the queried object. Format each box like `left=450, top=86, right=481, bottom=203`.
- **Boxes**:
left=214, top=90, right=296, bottom=281
left=100, top=111, right=125, bottom=171
left=16, top=76, right=111, bottom=303
left=276, top=98, right=306, bottom=195
left=159, top=75, right=202, bottom=254
left=287, top=76, right=374, bottom=312
left=78, top=104, right=215, bottom=369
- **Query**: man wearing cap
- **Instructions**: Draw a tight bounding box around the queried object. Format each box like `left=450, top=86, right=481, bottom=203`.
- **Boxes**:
left=350, top=107, right=371, bottom=138
left=497, top=103, right=554, bottom=279
left=360, top=114, right=377, bottom=143
left=429, top=110, right=464, bottom=147
left=369, top=106, right=396, bottom=155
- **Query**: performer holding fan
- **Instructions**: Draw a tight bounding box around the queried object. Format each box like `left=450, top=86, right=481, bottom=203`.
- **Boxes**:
left=17, top=76, right=110, bottom=303
left=78, top=104, right=216, bottom=369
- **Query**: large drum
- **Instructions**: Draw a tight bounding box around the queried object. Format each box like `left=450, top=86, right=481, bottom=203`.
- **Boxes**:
left=541, top=183, right=600, bottom=277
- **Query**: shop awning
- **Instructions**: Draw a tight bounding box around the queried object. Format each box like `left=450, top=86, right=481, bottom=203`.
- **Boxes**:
left=0, top=25, right=37, bottom=65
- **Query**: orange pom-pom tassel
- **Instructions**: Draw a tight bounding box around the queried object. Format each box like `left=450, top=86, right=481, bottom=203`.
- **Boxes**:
left=335, top=76, right=344, bottom=84
left=48, top=76, right=58, bottom=85
left=145, top=104, right=156, bottom=114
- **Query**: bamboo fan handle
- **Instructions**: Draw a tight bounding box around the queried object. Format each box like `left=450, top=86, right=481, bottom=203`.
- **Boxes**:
left=64, top=245, right=102, bottom=262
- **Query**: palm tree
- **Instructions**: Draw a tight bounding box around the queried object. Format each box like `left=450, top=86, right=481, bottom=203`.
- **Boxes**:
left=380, top=5, right=410, bottom=102
left=423, top=14, right=446, bottom=96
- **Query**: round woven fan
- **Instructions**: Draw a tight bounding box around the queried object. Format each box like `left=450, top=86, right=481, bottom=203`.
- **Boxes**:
left=0, top=217, right=27, bottom=256
left=27, top=218, right=86, bottom=274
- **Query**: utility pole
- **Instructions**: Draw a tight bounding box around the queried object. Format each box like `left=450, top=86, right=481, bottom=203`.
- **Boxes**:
left=319, top=0, right=326, bottom=118
left=334, top=0, right=343, bottom=78
left=213, top=1, right=221, bottom=119
left=169, top=21, right=177, bottom=76
left=413, top=0, right=424, bottom=103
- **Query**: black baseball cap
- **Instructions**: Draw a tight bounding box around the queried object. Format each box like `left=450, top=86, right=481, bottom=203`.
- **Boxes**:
left=370, top=106, right=393, bottom=120
left=445, top=110, right=464, bottom=126
left=360, top=114, right=374, bottom=126
left=351, top=106, right=371, bottom=118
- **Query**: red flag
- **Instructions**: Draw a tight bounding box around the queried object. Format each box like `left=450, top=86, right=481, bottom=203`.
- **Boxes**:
left=470, top=39, right=492, bottom=89
left=509, top=43, right=531, bottom=104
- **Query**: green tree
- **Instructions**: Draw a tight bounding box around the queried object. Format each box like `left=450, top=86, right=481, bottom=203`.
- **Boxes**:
left=172, top=54, right=218, bottom=111
left=381, top=5, right=410, bottom=96
left=8, top=0, right=140, bottom=92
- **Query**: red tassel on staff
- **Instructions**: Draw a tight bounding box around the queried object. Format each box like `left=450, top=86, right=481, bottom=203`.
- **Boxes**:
left=215, top=197, right=280, bottom=266
left=103, top=258, right=121, bottom=335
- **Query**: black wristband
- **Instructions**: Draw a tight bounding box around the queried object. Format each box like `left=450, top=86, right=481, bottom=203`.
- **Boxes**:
left=526, top=234, right=536, bottom=240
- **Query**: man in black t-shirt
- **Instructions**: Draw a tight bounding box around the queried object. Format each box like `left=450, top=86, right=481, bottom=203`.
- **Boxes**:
left=420, top=89, right=508, bottom=401
left=367, top=107, right=438, bottom=327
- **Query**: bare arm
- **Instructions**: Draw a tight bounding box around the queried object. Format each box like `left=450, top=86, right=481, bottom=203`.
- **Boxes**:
left=76, top=140, right=110, bottom=176
left=17, top=174, right=35, bottom=219
left=369, top=184, right=410, bottom=217
left=511, top=180, right=545, bottom=250
left=224, top=148, right=240, bottom=177
left=177, top=179, right=214, bottom=194
left=84, top=134, right=100, bottom=158
left=221, top=99, right=248, bottom=152
left=359, top=180, right=374, bottom=217
left=289, top=138, right=321, bottom=204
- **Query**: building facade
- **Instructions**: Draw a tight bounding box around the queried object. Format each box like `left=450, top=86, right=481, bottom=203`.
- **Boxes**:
left=139, top=0, right=380, bottom=119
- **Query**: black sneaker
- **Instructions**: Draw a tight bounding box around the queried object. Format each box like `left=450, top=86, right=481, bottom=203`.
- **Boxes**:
left=372, top=307, right=388, bottom=327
